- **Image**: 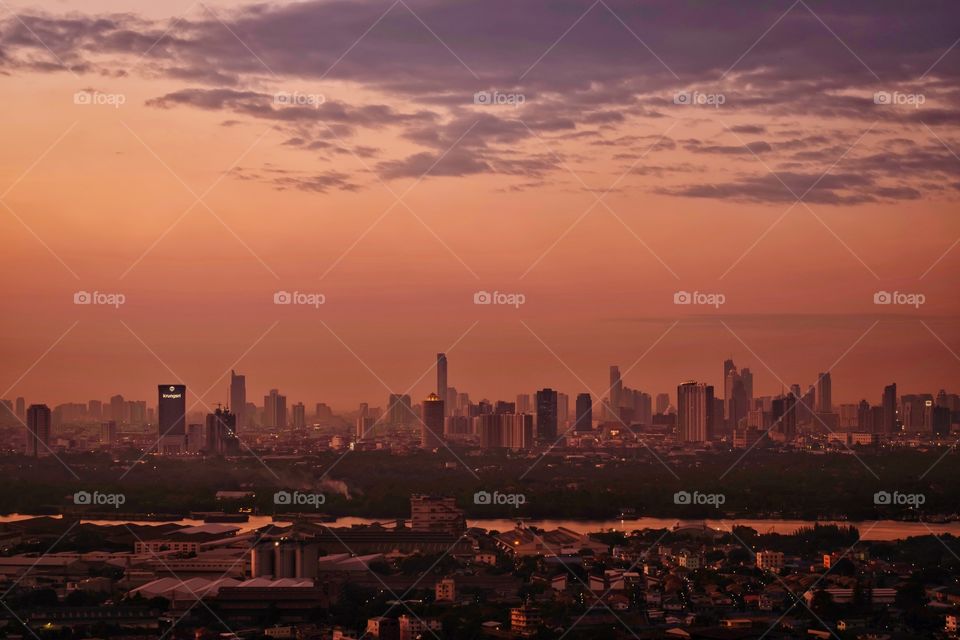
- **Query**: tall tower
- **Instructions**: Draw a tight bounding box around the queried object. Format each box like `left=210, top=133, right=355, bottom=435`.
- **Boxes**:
left=575, top=393, right=593, bottom=432
left=535, top=388, right=558, bottom=441
left=722, top=359, right=736, bottom=420
left=158, top=384, right=187, bottom=455
left=229, top=370, right=246, bottom=431
left=263, top=389, right=287, bottom=428
left=882, top=383, right=897, bottom=435
left=816, top=372, right=832, bottom=414
left=609, top=366, right=622, bottom=421
left=437, top=353, right=448, bottom=417
left=25, top=404, right=51, bottom=457
left=421, top=393, right=444, bottom=448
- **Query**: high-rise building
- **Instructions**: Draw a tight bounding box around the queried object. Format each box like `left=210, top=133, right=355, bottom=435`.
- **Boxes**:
left=387, top=393, right=414, bottom=426
left=101, top=420, right=118, bottom=447
left=557, top=392, right=569, bottom=430
left=772, top=393, right=797, bottom=440
left=437, top=353, right=448, bottom=418
left=535, top=388, right=558, bottom=441
left=187, top=423, right=204, bottom=453
left=816, top=372, right=832, bottom=413
left=677, top=382, right=713, bottom=443
left=292, top=402, right=306, bottom=429
left=263, top=389, right=287, bottom=428
left=109, top=394, right=126, bottom=424
left=516, top=394, right=532, bottom=414
left=882, top=383, right=898, bottom=435
left=25, top=404, right=51, bottom=457
left=741, top=368, right=754, bottom=411
left=88, top=399, right=102, bottom=421
left=205, top=407, right=237, bottom=455
left=477, top=413, right=533, bottom=449
left=421, top=393, right=444, bottom=448
left=723, top=359, right=736, bottom=421
left=655, top=393, right=670, bottom=415
left=158, top=384, right=186, bottom=454
left=609, top=366, right=623, bottom=421
left=229, top=370, right=246, bottom=430
left=356, top=416, right=376, bottom=441
left=575, top=393, right=593, bottom=431
left=14, top=397, right=25, bottom=422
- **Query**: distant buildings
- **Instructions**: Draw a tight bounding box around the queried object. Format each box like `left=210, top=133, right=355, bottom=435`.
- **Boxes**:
left=206, top=407, right=237, bottom=455
left=882, top=383, right=898, bottom=434
left=437, top=353, right=448, bottom=418
left=229, top=370, right=246, bottom=430
left=263, top=389, right=288, bottom=429
left=409, top=494, right=465, bottom=536
left=574, top=393, right=592, bottom=432
left=421, top=393, right=444, bottom=448
left=535, top=388, right=558, bottom=441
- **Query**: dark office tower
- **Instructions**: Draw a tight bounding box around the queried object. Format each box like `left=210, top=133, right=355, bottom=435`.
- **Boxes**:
left=723, top=359, right=736, bottom=421
left=781, top=393, right=797, bottom=439
left=728, top=377, right=748, bottom=432
left=575, top=393, right=593, bottom=432
left=882, top=383, right=897, bottom=435
left=494, top=401, right=516, bottom=414
left=609, top=366, right=623, bottom=421
left=229, top=370, right=246, bottom=430
left=677, top=382, right=711, bottom=443
left=205, top=407, right=237, bottom=455
left=816, top=372, right=832, bottom=413
left=14, top=397, right=25, bottom=422
left=656, top=393, right=670, bottom=415
left=740, top=368, right=754, bottom=413
left=158, top=384, right=187, bottom=454
left=932, top=406, right=951, bottom=438
left=109, top=394, right=126, bottom=423
left=536, top=388, right=558, bottom=441
left=437, top=353, right=448, bottom=417
left=25, top=404, right=51, bottom=457
left=263, top=389, right=287, bottom=428
left=421, top=393, right=444, bottom=448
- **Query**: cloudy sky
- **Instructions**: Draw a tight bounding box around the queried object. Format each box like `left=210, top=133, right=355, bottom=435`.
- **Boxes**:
left=1, top=0, right=958, bottom=411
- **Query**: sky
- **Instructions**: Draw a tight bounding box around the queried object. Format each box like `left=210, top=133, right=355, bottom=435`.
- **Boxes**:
left=1, top=0, right=958, bottom=412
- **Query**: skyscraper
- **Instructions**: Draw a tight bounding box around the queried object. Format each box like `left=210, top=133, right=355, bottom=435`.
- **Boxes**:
left=816, top=372, right=832, bottom=414
left=14, top=397, right=25, bottom=422
left=292, top=402, right=306, bottom=429
left=677, top=382, right=713, bottom=443
left=387, top=393, right=414, bottom=426
left=25, top=404, right=51, bottom=457
left=535, top=388, right=558, bottom=441
left=229, top=370, right=246, bottom=431
left=421, top=393, right=444, bottom=448
left=158, top=384, right=186, bottom=454
left=723, top=359, right=736, bottom=421
left=205, top=407, right=237, bottom=455
left=575, top=393, right=593, bottom=432
left=263, top=389, right=287, bottom=428
left=655, top=393, right=670, bottom=414
left=437, top=353, right=448, bottom=417
left=882, top=383, right=898, bottom=435
left=609, top=366, right=622, bottom=421
left=740, top=368, right=754, bottom=411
